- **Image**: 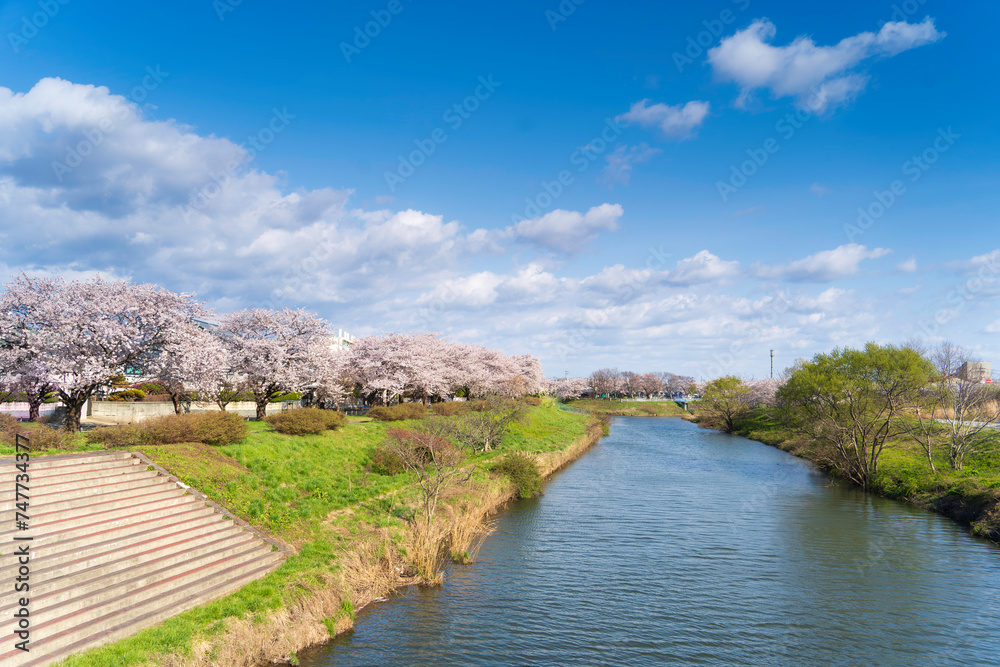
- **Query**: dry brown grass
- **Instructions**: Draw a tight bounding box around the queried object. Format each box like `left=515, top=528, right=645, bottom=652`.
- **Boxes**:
left=446, top=483, right=506, bottom=564
left=153, top=529, right=418, bottom=667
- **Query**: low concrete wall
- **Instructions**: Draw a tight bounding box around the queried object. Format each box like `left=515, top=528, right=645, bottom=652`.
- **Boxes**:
left=89, top=401, right=298, bottom=423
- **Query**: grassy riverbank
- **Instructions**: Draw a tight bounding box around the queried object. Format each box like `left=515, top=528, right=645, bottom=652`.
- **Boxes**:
left=565, top=399, right=689, bottom=418
left=51, top=401, right=598, bottom=667
left=566, top=400, right=1000, bottom=544
left=693, top=408, right=1000, bottom=543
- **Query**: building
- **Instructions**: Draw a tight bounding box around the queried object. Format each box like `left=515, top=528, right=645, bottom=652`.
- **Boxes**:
left=959, top=361, right=992, bottom=383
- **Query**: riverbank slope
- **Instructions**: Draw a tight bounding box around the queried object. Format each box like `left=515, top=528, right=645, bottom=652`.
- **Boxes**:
left=694, top=409, right=1000, bottom=544
left=50, top=402, right=600, bottom=667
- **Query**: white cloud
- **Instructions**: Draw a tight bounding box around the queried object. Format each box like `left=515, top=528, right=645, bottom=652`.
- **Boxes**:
left=615, top=99, right=710, bottom=139
left=754, top=244, right=892, bottom=282
left=4, top=77, right=993, bottom=379
left=809, top=183, right=828, bottom=197
left=708, top=18, right=945, bottom=112
left=600, top=144, right=661, bottom=187
left=511, top=203, right=623, bottom=254
left=664, top=250, right=741, bottom=286
left=896, top=257, right=918, bottom=273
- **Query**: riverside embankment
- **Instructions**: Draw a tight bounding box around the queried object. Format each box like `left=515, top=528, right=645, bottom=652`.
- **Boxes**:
left=569, top=399, right=1000, bottom=546
left=296, top=416, right=1000, bottom=666
left=708, top=409, right=1000, bottom=545
left=50, top=402, right=599, bottom=667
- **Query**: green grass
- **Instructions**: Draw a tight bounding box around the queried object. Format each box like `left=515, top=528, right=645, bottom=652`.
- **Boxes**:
left=49, top=403, right=592, bottom=666
left=709, top=406, right=1000, bottom=541
left=565, top=399, right=689, bottom=418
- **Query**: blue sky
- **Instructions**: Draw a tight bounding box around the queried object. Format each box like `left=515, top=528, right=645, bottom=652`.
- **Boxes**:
left=0, top=0, right=997, bottom=379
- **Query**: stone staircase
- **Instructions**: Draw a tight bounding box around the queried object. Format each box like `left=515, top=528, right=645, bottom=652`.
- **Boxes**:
left=0, top=451, right=285, bottom=666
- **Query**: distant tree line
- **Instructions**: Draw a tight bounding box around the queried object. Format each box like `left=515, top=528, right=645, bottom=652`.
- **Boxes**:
left=698, top=341, right=1000, bottom=488
left=0, top=275, right=545, bottom=431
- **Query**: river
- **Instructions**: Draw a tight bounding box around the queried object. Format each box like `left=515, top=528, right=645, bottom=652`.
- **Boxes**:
left=298, top=417, right=1000, bottom=665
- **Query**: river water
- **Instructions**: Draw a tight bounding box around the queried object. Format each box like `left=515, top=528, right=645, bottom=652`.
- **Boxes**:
left=299, top=417, right=1000, bottom=666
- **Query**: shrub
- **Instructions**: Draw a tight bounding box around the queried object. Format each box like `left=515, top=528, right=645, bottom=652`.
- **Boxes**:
left=369, top=446, right=406, bottom=476
left=466, top=399, right=491, bottom=412
left=21, top=425, right=70, bottom=451
left=367, top=403, right=428, bottom=422
left=85, top=424, right=153, bottom=448
left=143, top=413, right=200, bottom=444
left=142, top=412, right=249, bottom=446
left=492, top=452, right=542, bottom=499
left=521, top=396, right=542, bottom=407
left=271, top=392, right=303, bottom=402
left=431, top=402, right=468, bottom=417
left=0, top=413, right=19, bottom=444
left=135, top=383, right=165, bottom=394
left=107, top=389, right=146, bottom=402
left=193, top=412, right=249, bottom=446
left=265, top=408, right=347, bottom=435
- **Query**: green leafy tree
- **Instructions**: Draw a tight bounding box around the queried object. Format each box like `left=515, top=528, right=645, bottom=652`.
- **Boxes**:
left=779, top=343, right=934, bottom=489
left=701, top=376, right=752, bottom=432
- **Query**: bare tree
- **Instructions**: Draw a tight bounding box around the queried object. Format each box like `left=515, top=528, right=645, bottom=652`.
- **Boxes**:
left=447, top=398, right=527, bottom=452
left=589, top=368, right=620, bottom=399
left=904, top=344, right=1000, bottom=471
left=384, top=422, right=469, bottom=578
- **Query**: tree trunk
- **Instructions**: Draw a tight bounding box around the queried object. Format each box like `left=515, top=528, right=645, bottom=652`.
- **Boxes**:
left=28, top=398, right=41, bottom=422
left=62, top=395, right=88, bottom=433
left=256, top=399, right=268, bottom=420
left=170, top=393, right=183, bottom=414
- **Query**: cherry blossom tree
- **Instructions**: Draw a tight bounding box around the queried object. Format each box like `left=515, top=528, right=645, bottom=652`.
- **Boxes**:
left=150, top=321, right=231, bottom=414
left=747, top=378, right=784, bottom=408
left=220, top=308, right=330, bottom=419
left=0, top=275, right=206, bottom=431
left=546, top=377, right=591, bottom=400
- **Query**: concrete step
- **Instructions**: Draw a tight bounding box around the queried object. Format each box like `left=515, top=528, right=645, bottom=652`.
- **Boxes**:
left=0, top=451, right=134, bottom=472
left=4, top=528, right=265, bottom=608
left=0, top=500, right=216, bottom=553
left=0, top=474, right=178, bottom=510
left=26, top=537, right=270, bottom=627
left=3, top=555, right=283, bottom=667
left=8, top=486, right=187, bottom=525
left=0, top=493, right=200, bottom=540
left=0, top=513, right=234, bottom=579
left=16, top=521, right=243, bottom=584
left=0, top=448, right=285, bottom=667
left=0, top=457, right=142, bottom=484
left=3, top=468, right=161, bottom=498
left=0, top=476, right=180, bottom=513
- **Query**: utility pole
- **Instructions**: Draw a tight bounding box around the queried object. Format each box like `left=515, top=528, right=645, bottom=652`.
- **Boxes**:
left=770, top=350, right=775, bottom=379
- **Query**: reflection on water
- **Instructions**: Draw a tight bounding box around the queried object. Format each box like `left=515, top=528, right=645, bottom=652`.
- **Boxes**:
left=299, top=417, right=1000, bottom=666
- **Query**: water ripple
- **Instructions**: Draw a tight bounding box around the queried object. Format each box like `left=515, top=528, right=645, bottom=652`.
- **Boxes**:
left=301, top=417, right=1000, bottom=666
